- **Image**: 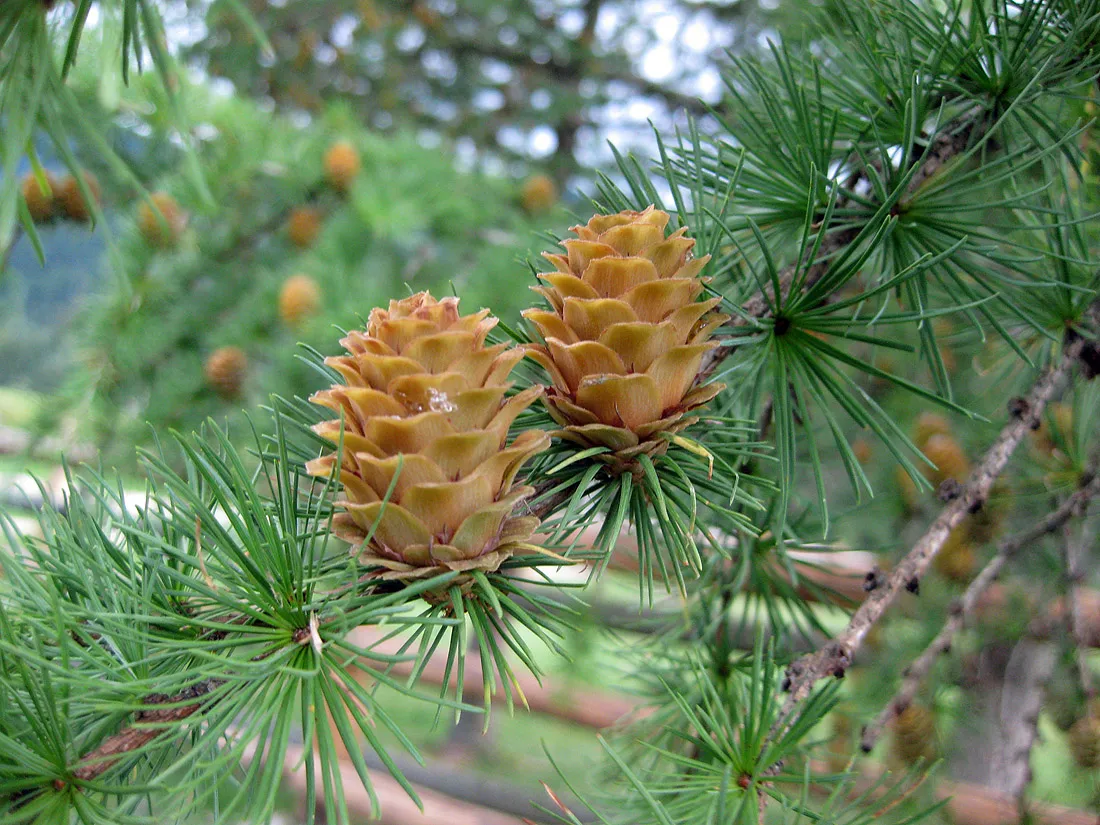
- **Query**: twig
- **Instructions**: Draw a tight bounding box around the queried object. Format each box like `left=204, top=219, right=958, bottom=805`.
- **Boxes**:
left=521, top=477, right=580, bottom=521
left=1062, top=518, right=1098, bottom=701
left=696, top=117, right=981, bottom=383
left=993, top=638, right=1056, bottom=806
left=69, top=678, right=223, bottom=783
left=859, top=471, right=1100, bottom=752
left=771, top=334, right=1087, bottom=740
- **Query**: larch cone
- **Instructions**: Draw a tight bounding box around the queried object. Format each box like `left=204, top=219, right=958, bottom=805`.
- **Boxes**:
left=522, top=206, right=728, bottom=474
left=307, top=292, right=550, bottom=581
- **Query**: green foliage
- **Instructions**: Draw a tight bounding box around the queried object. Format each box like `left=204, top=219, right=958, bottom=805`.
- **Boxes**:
left=2, top=0, right=1100, bottom=824
left=56, top=87, right=568, bottom=461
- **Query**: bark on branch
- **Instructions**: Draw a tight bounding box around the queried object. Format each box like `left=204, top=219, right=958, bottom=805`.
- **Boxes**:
left=69, top=678, right=223, bottom=783
left=859, top=470, right=1100, bottom=752
left=772, top=334, right=1088, bottom=737
left=1061, top=516, right=1098, bottom=701
left=697, top=117, right=981, bottom=383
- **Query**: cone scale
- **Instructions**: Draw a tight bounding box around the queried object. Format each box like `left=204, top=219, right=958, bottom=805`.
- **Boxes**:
left=523, top=207, right=728, bottom=475
left=308, top=292, right=550, bottom=582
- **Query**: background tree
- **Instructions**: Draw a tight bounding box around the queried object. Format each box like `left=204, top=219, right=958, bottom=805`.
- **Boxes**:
left=191, top=0, right=793, bottom=187
left=2, top=1, right=1100, bottom=825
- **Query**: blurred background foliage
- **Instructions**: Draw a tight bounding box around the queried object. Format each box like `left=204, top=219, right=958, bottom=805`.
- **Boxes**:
left=2, top=0, right=1100, bottom=822
left=1, top=0, right=812, bottom=464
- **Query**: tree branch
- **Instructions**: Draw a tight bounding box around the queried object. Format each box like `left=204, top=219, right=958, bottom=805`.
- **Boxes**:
left=992, top=638, right=1056, bottom=805
left=69, top=678, right=223, bottom=783
left=771, top=333, right=1088, bottom=739
left=696, top=116, right=982, bottom=383
left=1061, top=516, right=1097, bottom=701
left=859, top=470, right=1100, bottom=752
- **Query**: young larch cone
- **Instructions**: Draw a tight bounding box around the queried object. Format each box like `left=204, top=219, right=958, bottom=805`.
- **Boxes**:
left=522, top=207, right=727, bottom=473
left=205, top=347, right=248, bottom=398
left=892, top=703, right=937, bottom=766
left=912, top=412, right=951, bottom=449
left=21, top=172, right=57, bottom=222
left=57, top=171, right=101, bottom=222
left=324, top=141, right=361, bottom=194
left=287, top=206, right=322, bottom=248
left=279, top=274, right=322, bottom=326
left=920, top=433, right=969, bottom=487
left=138, top=192, right=187, bottom=249
left=521, top=174, right=557, bottom=214
left=307, top=292, right=550, bottom=581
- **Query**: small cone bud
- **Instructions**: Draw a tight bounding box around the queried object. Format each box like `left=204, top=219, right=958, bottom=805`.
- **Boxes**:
left=852, top=437, right=873, bottom=465
left=933, top=524, right=976, bottom=583
left=521, top=174, right=557, bottom=214
left=287, top=206, right=322, bottom=248
left=279, top=274, right=322, bottom=326
left=137, top=192, right=186, bottom=249
left=895, top=465, right=920, bottom=514
left=21, top=172, right=57, bottom=222
left=921, top=433, right=969, bottom=487
left=307, top=292, right=551, bottom=583
left=523, top=207, right=728, bottom=474
left=57, top=171, right=101, bottom=222
left=1068, top=714, right=1100, bottom=769
left=892, top=704, right=936, bottom=766
left=324, top=141, right=361, bottom=194
left=913, top=412, right=951, bottom=449
left=204, top=347, right=248, bottom=398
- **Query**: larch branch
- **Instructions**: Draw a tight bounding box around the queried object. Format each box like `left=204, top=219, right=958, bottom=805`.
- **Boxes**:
left=696, top=115, right=982, bottom=383
left=1061, top=512, right=1098, bottom=701
left=69, top=678, right=224, bottom=783
left=770, top=333, right=1087, bottom=741
left=859, top=470, right=1100, bottom=752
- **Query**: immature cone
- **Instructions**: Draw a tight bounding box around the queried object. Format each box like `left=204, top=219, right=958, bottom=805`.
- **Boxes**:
left=523, top=207, right=727, bottom=474
left=279, top=274, right=322, bottom=326
left=1068, top=713, right=1100, bottom=769
left=324, top=141, right=361, bottom=194
left=921, top=433, right=969, bottom=487
left=204, top=347, right=248, bottom=398
left=852, top=437, right=873, bottom=465
left=307, top=292, right=550, bottom=581
left=21, top=172, right=57, bottom=222
left=57, top=171, right=101, bottom=222
left=137, top=192, right=186, bottom=248
left=827, top=713, right=855, bottom=773
left=521, top=174, right=557, bottom=214
left=933, top=523, right=976, bottom=583
left=892, top=703, right=937, bottom=766
left=913, top=412, right=951, bottom=449
left=287, top=206, right=322, bottom=248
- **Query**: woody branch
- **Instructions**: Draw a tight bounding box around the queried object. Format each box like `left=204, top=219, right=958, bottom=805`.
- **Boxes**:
left=859, top=466, right=1100, bottom=753
left=770, top=329, right=1091, bottom=739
